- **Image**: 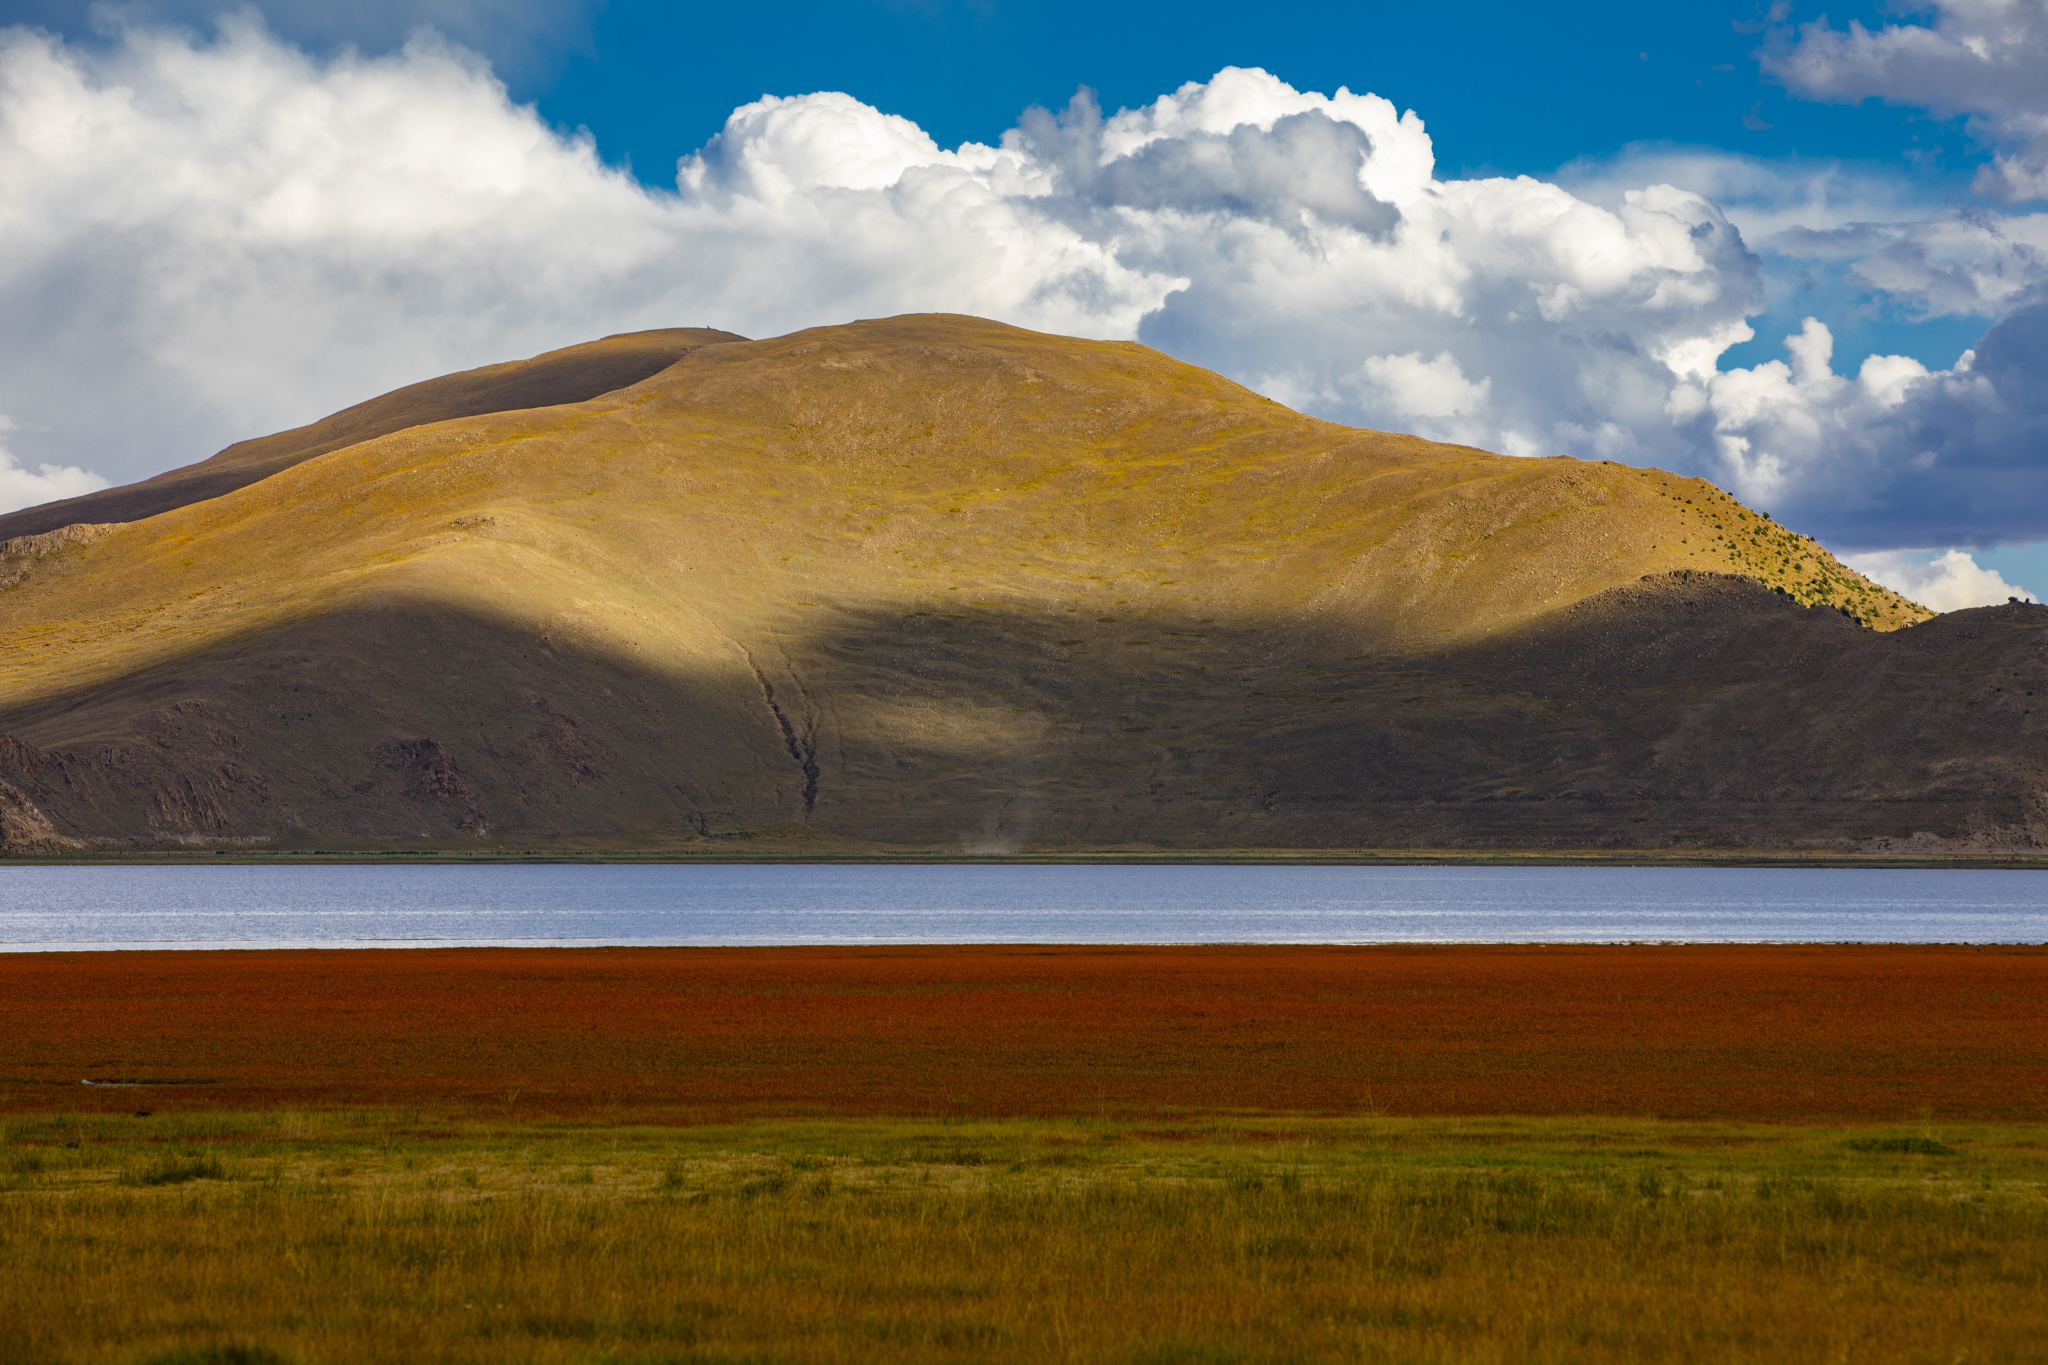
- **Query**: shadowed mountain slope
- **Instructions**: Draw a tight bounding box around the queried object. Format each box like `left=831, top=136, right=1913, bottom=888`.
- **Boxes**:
left=0, top=328, right=745, bottom=542
left=4, top=313, right=2038, bottom=855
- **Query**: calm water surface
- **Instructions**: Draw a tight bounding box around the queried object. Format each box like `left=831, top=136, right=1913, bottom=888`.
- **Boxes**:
left=0, top=863, right=2041, bottom=949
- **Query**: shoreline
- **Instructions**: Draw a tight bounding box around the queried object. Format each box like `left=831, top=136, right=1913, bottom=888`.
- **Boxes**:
left=9, top=846, right=2048, bottom=868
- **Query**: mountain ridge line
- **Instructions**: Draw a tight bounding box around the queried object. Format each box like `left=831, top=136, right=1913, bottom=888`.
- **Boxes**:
left=4, top=313, right=2037, bottom=856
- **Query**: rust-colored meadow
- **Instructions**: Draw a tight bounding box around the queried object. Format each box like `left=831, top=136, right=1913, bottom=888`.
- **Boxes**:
left=6, top=944, right=2044, bottom=1121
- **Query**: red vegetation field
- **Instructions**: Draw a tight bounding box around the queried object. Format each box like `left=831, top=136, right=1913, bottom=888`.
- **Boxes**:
left=4, top=945, right=2044, bottom=1122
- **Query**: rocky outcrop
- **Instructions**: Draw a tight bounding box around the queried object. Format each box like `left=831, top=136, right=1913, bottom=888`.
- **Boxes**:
left=1, top=523, right=120, bottom=588
left=0, top=777, right=76, bottom=851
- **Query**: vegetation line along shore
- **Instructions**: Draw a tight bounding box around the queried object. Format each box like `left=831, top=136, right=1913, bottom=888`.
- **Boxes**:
left=13, top=849, right=2048, bottom=868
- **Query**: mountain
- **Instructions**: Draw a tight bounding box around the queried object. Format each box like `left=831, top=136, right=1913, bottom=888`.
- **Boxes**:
left=2, top=314, right=2042, bottom=856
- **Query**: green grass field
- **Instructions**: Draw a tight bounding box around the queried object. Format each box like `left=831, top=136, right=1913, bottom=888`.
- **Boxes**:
left=4, top=1111, right=2042, bottom=1364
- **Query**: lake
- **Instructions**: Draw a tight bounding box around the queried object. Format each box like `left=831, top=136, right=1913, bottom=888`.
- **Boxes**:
left=0, top=862, right=2042, bottom=949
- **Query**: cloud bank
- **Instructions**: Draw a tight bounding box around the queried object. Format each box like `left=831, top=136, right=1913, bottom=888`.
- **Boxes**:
left=0, top=417, right=106, bottom=519
left=0, top=16, right=2043, bottom=608
left=1765, top=0, right=2048, bottom=203
left=1841, top=546, right=2038, bottom=612
left=1560, top=144, right=2048, bottom=322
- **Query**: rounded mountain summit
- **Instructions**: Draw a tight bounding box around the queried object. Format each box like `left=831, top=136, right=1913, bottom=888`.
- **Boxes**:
left=1, top=315, right=2041, bottom=855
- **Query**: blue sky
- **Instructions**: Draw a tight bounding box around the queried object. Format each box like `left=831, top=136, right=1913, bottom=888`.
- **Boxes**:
left=539, top=2, right=1936, bottom=188
left=2, top=0, right=2046, bottom=607
left=527, top=0, right=2001, bottom=377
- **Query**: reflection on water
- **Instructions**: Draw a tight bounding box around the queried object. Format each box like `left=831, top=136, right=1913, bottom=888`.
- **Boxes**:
left=1, top=862, right=2042, bottom=949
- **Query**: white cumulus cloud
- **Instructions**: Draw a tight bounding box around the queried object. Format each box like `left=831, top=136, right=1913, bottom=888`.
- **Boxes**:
left=1764, top=0, right=2048, bottom=203
left=0, top=24, right=1769, bottom=500
left=1360, top=352, right=1491, bottom=420
left=1842, top=547, right=2039, bottom=611
left=1688, top=305, right=2048, bottom=549
left=1559, top=145, right=2048, bottom=326
left=0, top=16, right=2041, bottom=573
left=0, top=417, right=108, bottom=515
left=0, top=16, right=1174, bottom=491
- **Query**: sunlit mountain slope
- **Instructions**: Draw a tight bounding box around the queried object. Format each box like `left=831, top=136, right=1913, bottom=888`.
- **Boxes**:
left=0, top=328, right=745, bottom=541
left=5, top=314, right=2043, bottom=855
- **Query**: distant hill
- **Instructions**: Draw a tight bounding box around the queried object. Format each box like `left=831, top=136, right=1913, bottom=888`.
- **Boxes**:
left=4, top=313, right=2044, bottom=856
left=0, top=328, right=745, bottom=541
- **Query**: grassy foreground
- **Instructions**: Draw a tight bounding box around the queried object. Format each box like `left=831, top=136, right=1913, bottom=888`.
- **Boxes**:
left=4, top=1111, right=2044, bottom=1364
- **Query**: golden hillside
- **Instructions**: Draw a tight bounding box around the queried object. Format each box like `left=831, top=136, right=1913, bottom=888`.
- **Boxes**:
left=0, top=327, right=744, bottom=543
left=5, top=314, right=2042, bottom=855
